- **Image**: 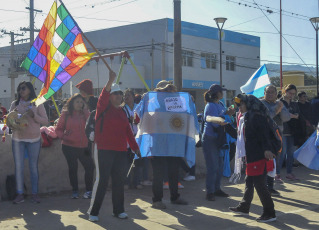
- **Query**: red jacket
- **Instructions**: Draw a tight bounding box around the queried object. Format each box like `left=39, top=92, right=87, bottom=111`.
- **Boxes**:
left=95, top=88, right=139, bottom=152
left=56, top=109, right=89, bottom=148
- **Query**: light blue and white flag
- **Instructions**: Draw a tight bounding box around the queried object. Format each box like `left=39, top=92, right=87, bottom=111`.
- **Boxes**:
left=135, top=92, right=199, bottom=167
left=294, top=130, right=319, bottom=170
left=240, top=64, right=270, bottom=98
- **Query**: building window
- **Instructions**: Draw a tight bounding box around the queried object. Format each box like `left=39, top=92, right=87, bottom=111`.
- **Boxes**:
left=182, top=50, right=193, bottom=67
left=201, top=53, right=217, bottom=69
left=226, top=56, right=235, bottom=71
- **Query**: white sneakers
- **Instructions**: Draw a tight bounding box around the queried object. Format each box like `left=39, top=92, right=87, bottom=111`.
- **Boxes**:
left=183, top=173, right=196, bottom=181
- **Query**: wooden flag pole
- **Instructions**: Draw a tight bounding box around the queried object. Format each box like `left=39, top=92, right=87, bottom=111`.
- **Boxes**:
left=51, top=96, right=61, bottom=117
left=82, top=33, right=112, bottom=72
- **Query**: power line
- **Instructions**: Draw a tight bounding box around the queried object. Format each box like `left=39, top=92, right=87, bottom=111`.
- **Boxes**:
left=226, top=0, right=311, bottom=21
left=252, top=0, right=315, bottom=75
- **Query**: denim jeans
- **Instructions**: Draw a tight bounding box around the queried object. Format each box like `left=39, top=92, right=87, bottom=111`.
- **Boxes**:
left=202, top=135, right=224, bottom=194
left=12, top=139, right=41, bottom=194
left=277, top=135, right=295, bottom=175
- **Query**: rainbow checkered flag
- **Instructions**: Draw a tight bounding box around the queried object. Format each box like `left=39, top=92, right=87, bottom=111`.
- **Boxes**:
left=21, top=0, right=95, bottom=105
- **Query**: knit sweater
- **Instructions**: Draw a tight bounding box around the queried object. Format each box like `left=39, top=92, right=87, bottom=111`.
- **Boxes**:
left=9, top=100, right=48, bottom=141
left=95, top=88, right=139, bottom=152
left=55, top=109, right=90, bottom=148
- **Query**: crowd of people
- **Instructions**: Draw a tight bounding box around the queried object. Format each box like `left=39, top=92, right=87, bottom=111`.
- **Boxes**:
left=1, top=70, right=318, bottom=224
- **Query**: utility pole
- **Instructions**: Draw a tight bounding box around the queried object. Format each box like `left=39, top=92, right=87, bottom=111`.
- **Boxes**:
left=280, top=0, right=283, bottom=89
left=173, top=0, right=182, bottom=91
left=20, top=0, right=41, bottom=45
left=4, top=31, right=24, bottom=101
left=20, top=0, right=42, bottom=81
left=151, top=39, right=154, bottom=90
left=161, top=43, right=166, bottom=80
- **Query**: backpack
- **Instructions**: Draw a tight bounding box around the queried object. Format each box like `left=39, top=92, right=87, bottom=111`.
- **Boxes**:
left=85, top=104, right=111, bottom=142
left=6, top=175, right=16, bottom=200
left=266, top=116, right=283, bottom=154
left=246, top=112, right=282, bottom=154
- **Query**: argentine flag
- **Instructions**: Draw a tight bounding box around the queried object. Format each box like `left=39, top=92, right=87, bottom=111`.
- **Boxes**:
left=294, top=130, right=319, bottom=170
left=240, top=64, right=270, bottom=98
left=135, top=92, right=199, bottom=167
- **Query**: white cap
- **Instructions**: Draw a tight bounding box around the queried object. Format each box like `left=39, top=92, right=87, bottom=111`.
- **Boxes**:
left=110, top=83, right=122, bottom=94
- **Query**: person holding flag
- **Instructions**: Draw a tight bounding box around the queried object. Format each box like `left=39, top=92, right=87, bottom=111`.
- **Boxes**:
left=87, top=71, right=141, bottom=222
left=135, top=80, right=199, bottom=209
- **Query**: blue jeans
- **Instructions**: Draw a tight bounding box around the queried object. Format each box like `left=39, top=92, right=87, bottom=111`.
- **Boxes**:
left=12, top=140, right=41, bottom=194
left=202, top=135, right=224, bottom=194
left=277, top=135, right=295, bottom=175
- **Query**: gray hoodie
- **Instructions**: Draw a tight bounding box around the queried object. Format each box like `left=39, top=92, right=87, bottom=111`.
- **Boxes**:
left=261, top=99, right=291, bottom=132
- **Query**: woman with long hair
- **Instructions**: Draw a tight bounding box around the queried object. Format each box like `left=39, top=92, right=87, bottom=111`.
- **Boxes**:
left=229, top=94, right=277, bottom=223
left=55, top=93, right=94, bottom=199
left=202, top=84, right=235, bottom=201
left=276, top=84, right=300, bottom=181
left=9, top=81, right=48, bottom=204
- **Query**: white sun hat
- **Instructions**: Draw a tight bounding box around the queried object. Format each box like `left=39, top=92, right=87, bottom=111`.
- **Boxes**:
left=110, top=83, right=122, bottom=94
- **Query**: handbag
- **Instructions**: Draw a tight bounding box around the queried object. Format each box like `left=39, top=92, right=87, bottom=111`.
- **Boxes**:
left=246, top=159, right=266, bottom=176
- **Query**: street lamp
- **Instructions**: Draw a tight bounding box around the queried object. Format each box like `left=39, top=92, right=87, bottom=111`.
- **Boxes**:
left=310, top=17, right=319, bottom=95
left=214, top=17, right=227, bottom=87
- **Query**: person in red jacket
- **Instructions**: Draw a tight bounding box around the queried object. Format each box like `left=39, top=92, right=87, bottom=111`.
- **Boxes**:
left=87, top=71, right=141, bottom=222
left=55, top=94, right=94, bottom=199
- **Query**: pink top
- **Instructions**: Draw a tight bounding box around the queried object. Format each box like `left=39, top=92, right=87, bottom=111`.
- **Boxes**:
left=55, top=109, right=90, bottom=148
left=9, top=100, right=48, bottom=141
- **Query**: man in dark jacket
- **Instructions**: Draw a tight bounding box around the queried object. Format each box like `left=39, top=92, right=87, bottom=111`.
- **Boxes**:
left=261, top=85, right=290, bottom=195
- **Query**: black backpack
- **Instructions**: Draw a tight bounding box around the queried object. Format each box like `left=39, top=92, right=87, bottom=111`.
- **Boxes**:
left=266, top=116, right=283, bottom=154
left=246, top=112, right=282, bottom=154
left=6, top=175, right=16, bottom=200
left=85, top=104, right=111, bottom=141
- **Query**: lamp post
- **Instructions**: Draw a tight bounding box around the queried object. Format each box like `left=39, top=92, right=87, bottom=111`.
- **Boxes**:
left=310, top=17, right=319, bottom=95
left=214, top=17, right=227, bottom=87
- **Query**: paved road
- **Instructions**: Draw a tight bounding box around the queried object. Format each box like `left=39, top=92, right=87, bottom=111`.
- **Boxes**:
left=0, top=166, right=318, bottom=230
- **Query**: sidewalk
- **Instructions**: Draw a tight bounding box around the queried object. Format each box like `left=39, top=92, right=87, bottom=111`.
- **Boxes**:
left=0, top=166, right=318, bottom=230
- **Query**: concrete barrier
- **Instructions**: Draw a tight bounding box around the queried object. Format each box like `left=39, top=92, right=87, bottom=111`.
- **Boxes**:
left=0, top=135, right=207, bottom=200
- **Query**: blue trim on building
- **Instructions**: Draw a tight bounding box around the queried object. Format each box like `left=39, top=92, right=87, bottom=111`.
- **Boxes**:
left=167, top=18, right=260, bottom=48
left=145, top=79, right=219, bottom=90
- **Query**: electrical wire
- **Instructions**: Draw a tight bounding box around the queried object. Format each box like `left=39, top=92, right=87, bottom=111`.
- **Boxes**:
left=252, top=0, right=315, bottom=75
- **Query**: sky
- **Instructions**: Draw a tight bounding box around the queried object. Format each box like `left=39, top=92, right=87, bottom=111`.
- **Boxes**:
left=0, top=0, right=319, bottom=70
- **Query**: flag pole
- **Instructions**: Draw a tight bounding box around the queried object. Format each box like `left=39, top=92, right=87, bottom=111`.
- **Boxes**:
left=82, top=33, right=112, bottom=72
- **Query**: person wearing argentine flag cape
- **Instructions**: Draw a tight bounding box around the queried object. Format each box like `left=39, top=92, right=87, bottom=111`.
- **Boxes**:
left=134, top=80, right=199, bottom=210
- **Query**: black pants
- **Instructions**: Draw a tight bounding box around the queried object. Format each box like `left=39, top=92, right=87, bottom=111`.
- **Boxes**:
left=266, top=175, right=274, bottom=190
left=238, top=171, right=275, bottom=216
left=151, top=156, right=180, bottom=202
left=88, top=150, right=127, bottom=216
left=62, top=144, right=94, bottom=192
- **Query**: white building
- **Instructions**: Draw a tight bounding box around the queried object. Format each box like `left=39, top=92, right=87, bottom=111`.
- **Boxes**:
left=0, top=18, right=260, bottom=111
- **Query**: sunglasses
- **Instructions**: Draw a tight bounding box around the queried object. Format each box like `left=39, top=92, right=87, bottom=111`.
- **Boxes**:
left=19, top=86, right=27, bottom=91
left=112, top=91, right=123, bottom=96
